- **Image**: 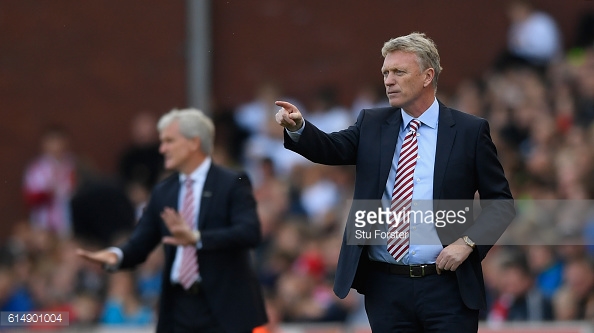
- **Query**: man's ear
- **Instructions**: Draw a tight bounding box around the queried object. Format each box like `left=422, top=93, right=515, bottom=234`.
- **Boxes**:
left=191, top=136, right=201, bottom=152
left=423, top=68, right=435, bottom=88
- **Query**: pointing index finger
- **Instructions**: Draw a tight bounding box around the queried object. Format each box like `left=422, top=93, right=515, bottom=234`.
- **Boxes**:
left=275, top=100, right=296, bottom=111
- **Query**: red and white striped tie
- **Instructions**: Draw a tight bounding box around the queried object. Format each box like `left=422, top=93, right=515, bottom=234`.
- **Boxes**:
left=387, top=119, right=420, bottom=261
left=179, top=178, right=199, bottom=289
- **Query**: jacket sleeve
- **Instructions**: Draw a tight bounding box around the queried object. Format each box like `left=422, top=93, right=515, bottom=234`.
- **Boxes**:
left=465, top=120, right=515, bottom=258
left=283, top=111, right=366, bottom=165
left=199, top=174, right=261, bottom=251
left=118, top=192, right=163, bottom=269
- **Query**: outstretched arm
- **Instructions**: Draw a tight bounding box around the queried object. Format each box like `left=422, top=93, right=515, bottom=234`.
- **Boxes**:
left=276, top=100, right=362, bottom=166
left=76, top=247, right=119, bottom=270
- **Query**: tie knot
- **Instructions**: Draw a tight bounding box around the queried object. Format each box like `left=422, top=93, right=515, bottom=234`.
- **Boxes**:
left=184, top=178, right=194, bottom=188
left=408, top=119, right=420, bottom=133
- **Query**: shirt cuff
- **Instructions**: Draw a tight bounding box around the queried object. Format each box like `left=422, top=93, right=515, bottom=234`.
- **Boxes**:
left=104, top=247, right=124, bottom=272
left=194, top=230, right=203, bottom=250
left=285, top=122, right=305, bottom=142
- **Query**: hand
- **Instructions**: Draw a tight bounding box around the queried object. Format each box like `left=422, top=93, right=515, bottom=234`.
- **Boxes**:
left=161, top=207, right=199, bottom=246
left=435, top=238, right=473, bottom=274
left=275, top=101, right=304, bottom=132
left=76, top=248, right=119, bottom=266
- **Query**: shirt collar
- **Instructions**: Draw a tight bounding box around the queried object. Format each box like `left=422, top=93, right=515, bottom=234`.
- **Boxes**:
left=179, top=157, right=212, bottom=184
left=400, top=98, right=439, bottom=131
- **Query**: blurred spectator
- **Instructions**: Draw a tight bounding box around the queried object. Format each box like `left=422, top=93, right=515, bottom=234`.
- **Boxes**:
left=117, top=112, right=164, bottom=218
left=306, top=86, right=352, bottom=133
left=118, top=112, right=164, bottom=190
left=573, top=11, right=594, bottom=50
left=557, top=232, right=589, bottom=263
left=558, top=255, right=594, bottom=320
left=526, top=245, right=564, bottom=299
left=0, top=264, right=34, bottom=312
left=487, top=250, right=553, bottom=323
left=299, top=164, right=341, bottom=226
left=135, top=246, right=164, bottom=310
left=239, top=82, right=309, bottom=178
left=0, top=224, right=36, bottom=312
left=253, top=157, right=290, bottom=244
left=500, top=0, right=562, bottom=70
left=553, top=285, right=579, bottom=320
left=22, top=125, right=77, bottom=237
left=451, top=79, right=486, bottom=117
left=571, top=47, right=594, bottom=128
left=350, top=83, right=389, bottom=120
left=481, top=246, right=505, bottom=320
left=71, top=292, right=102, bottom=327
left=234, top=81, right=285, bottom=137
left=70, top=167, right=136, bottom=248
left=100, top=271, right=154, bottom=326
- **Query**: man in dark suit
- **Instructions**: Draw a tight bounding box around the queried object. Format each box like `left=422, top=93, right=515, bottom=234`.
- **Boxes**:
left=275, top=32, right=515, bottom=332
left=77, top=108, right=267, bottom=333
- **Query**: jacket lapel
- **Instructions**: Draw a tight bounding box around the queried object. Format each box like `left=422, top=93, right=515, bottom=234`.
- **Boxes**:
left=378, top=109, right=402, bottom=198
left=167, top=177, right=181, bottom=212
left=433, top=104, right=456, bottom=199
left=164, top=176, right=181, bottom=266
left=198, top=164, right=215, bottom=230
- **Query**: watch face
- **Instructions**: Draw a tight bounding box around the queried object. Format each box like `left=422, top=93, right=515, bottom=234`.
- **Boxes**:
left=465, top=236, right=475, bottom=247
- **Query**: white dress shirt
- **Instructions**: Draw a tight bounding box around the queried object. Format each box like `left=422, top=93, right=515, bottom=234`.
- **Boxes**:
left=108, top=157, right=212, bottom=283
left=170, top=157, right=211, bottom=283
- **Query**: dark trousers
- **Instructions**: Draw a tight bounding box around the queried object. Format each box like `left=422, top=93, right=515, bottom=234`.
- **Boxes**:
left=166, top=284, right=226, bottom=333
left=364, top=267, right=479, bottom=333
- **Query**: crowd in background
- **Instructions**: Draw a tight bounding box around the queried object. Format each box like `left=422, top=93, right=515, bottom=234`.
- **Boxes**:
left=2, top=1, right=594, bottom=330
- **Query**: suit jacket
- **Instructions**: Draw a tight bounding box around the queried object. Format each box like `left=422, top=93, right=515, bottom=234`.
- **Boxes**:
left=284, top=102, right=515, bottom=310
left=118, top=163, right=267, bottom=332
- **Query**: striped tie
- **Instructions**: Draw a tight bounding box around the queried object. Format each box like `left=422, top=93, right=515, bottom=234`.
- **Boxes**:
left=179, top=178, right=199, bottom=289
left=387, top=119, right=420, bottom=261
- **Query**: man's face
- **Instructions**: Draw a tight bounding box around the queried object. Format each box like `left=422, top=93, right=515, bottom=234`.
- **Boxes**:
left=382, top=51, right=429, bottom=109
left=159, top=121, right=199, bottom=172
left=500, top=267, right=531, bottom=296
left=42, top=133, right=69, bottom=159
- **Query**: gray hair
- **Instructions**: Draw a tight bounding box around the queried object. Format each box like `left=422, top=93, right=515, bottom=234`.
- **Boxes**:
left=381, top=32, right=442, bottom=89
left=157, top=108, right=215, bottom=155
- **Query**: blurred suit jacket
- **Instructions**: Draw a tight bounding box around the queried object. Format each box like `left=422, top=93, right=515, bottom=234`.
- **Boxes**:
left=117, top=163, right=267, bottom=332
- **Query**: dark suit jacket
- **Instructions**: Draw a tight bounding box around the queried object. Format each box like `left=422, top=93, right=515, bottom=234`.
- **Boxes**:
left=284, top=102, right=515, bottom=310
left=117, top=163, right=267, bottom=332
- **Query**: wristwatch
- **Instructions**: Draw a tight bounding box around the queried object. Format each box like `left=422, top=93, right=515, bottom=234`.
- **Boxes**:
left=462, top=235, right=476, bottom=249
left=193, top=230, right=201, bottom=245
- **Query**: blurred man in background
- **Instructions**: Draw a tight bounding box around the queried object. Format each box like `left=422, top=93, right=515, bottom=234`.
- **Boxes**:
left=77, top=108, right=267, bottom=333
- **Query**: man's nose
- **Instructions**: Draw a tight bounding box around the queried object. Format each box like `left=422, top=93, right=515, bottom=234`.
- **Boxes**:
left=384, top=74, right=395, bottom=85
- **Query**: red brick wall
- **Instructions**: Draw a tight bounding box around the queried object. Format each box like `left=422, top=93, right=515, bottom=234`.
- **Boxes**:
left=211, top=0, right=593, bottom=108
left=0, top=1, right=186, bottom=232
left=1, top=0, right=591, bottom=237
